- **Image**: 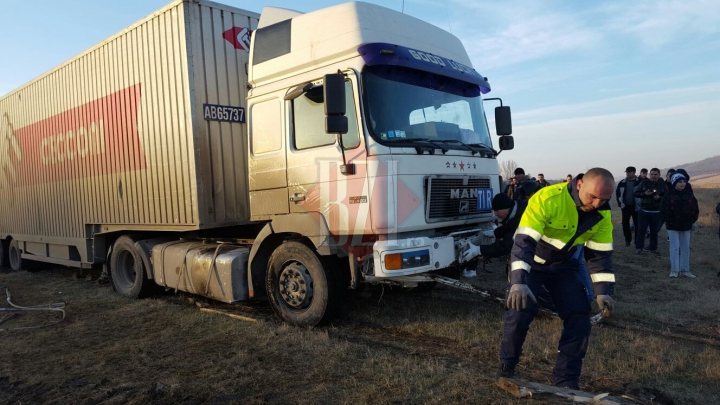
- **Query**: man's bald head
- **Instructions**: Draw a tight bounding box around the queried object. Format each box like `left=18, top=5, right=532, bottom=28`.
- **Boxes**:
left=576, top=168, right=615, bottom=212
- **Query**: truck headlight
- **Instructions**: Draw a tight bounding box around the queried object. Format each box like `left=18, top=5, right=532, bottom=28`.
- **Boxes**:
left=384, top=249, right=430, bottom=270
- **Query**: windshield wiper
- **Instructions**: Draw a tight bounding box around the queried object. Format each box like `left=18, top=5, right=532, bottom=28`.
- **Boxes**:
left=467, top=143, right=499, bottom=157
left=383, top=137, right=430, bottom=143
left=432, top=139, right=487, bottom=156
left=384, top=138, right=450, bottom=154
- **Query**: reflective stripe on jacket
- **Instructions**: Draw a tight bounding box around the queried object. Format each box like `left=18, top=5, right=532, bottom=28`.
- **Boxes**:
left=510, top=181, right=615, bottom=296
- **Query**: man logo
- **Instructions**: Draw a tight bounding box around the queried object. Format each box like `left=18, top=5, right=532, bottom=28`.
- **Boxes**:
left=459, top=200, right=469, bottom=213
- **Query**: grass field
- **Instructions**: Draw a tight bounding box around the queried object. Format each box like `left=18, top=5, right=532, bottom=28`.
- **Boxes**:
left=1, top=189, right=719, bottom=404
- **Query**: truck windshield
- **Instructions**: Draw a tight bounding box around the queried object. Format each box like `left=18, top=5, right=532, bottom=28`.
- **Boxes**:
left=362, top=65, right=492, bottom=149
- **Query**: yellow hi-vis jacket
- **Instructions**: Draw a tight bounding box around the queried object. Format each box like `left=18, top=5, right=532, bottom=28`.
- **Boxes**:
left=509, top=182, right=615, bottom=297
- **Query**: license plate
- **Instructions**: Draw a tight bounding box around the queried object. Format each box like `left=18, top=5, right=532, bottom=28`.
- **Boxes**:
left=476, top=188, right=493, bottom=211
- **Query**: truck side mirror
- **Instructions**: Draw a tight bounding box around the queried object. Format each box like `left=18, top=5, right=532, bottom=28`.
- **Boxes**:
left=498, top=136, right=514, bottom=150
left=323, top=73, right=354, bottom=175
left=495, top=106, right=512, bottom=136
left=324, top=74, right=348, bottom=134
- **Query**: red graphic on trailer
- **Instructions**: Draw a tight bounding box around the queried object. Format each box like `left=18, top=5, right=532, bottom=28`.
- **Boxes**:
left=222, top=27, right=252, bottom=51
left=3, top=84, right=146, bottom=187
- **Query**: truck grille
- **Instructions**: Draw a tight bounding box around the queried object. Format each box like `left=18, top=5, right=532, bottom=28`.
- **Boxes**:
left=426, top=177, right=492, bottom=222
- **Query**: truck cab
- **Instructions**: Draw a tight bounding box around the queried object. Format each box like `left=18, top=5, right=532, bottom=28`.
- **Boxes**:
left=245, top=2, right=513, bottom=325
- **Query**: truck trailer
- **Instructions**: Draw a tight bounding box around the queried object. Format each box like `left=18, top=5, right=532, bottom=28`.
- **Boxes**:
left=0, top=0, right=514, bottom=326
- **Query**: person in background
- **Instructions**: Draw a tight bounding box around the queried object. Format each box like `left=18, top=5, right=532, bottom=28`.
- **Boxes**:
left=537, top=173, right=549, bottom=188
left=716, top=202, right=720, bottom=277
left=461, top=193, right=528, bottom=279
left=505, top=177, right=517, bottom=200
left=616, top=166, right=640, bottom=247
left=675, top=169, right=694, bottom=194
left=660, top=173, right=699, bottom=278
left=665, top=169, right=677, bottom=190
left=497, top=168, right=616, bottom=389
left=638, top=168, right=648, bottom=181
left=634, top=168, right=668, bottom=255
left=514, top=168, right=539, bottom=201
left=566, top=174, right=573, bottom=182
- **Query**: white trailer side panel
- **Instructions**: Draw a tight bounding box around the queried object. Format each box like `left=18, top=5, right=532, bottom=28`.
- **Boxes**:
left=0, top=0, right=259, bottom=261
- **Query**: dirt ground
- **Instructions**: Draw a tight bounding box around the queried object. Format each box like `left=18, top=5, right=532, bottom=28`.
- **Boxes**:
left=1, top=189, right=719, bottom=404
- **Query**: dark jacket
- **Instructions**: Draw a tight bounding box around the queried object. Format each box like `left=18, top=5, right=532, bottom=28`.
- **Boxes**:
left=537, top=179, right=549, bottom=188
left=716, top=202, right=720, bottom=240
left=660, top=188, right=698, bottom=231
left=516, top=179, right=539, bottom=200
left=481, top=200, right=527, bottom=258
left=504, top=184, right=516, bottom=199
left=634, top=178, right=668, bottom=211
left=616, top=177, right=640, bottom=209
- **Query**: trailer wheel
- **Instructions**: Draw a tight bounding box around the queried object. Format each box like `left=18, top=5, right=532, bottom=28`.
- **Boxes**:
left=8, top=240, right=26, bottom=272
left=110, top=236, right=153, bottom=298
left=0, top=240, right=7, bottom=269
left=266, top=241, right=345, bottom=326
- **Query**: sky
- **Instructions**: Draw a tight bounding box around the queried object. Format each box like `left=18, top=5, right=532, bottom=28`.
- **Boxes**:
left=1, top=0, right=719, bottom=179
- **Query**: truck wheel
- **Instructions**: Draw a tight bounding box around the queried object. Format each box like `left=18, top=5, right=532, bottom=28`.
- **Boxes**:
left=110, top=236, right=153, bottom=298
left=0, top=240, right=7, bottom=269
left=266, top=241, right=345, bottom=326
left=8, top=240, right=27, bottom=272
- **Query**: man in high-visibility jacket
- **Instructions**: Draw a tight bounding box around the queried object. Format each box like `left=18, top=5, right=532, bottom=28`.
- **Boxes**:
left=498, top=167, right=616, bottom=389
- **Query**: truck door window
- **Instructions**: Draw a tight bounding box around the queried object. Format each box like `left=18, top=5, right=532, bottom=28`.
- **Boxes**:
left=292, top=81, right=360, bottom=150
left=251, top=99, right=282, bottom=154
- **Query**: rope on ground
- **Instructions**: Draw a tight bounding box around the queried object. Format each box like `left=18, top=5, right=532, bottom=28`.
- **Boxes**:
left=0, top=286, right=66, bottom=331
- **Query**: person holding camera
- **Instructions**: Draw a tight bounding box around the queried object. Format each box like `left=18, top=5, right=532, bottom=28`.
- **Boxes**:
left=633, top=168, right=668, bottom=255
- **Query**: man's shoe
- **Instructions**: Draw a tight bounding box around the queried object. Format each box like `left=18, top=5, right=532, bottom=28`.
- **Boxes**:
left=625, top=242, right=631, bottom=247
left=669, top=271, right=678, bottom=278
left=680, top=272, right=696, bottom=278
left=635, top=249, right=642, bottom=255
left=497, top=364, right=515, bottom=379
left=561, top=385, right=580, bottom=391
left=648, top=250, right=660, bottom=256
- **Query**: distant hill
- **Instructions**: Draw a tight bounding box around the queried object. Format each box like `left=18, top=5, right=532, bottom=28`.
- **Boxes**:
left=663, top=155, right=720, bottom=188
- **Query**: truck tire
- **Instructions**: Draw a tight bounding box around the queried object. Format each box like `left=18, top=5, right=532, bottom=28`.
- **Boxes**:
left=8, top=240, right=30, bottom=272
left=266, top=241, right=345, bottom=326
left=0, top=240, right=7, bottom=269
left=110, top=236, right=153, bottom=298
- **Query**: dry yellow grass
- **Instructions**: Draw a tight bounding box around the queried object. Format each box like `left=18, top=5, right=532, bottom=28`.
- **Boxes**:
left=0, top=188, right=719, bottom=404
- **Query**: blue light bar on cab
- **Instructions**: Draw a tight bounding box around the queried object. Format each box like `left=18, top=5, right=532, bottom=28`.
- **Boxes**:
left=358, top=43, right=491, bottom=94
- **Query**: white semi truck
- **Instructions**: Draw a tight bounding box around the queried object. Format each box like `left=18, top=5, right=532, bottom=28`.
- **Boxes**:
left=0, top=0, right=514, bottom=326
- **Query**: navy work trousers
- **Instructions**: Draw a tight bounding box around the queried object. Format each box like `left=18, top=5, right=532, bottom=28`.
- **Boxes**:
left=500, top=265, right=592, bottom=388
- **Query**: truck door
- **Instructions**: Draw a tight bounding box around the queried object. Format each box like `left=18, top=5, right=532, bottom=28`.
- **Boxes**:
left=286, top=76, right=367, bottom=241
left=247, top=96, right=289, bottom=219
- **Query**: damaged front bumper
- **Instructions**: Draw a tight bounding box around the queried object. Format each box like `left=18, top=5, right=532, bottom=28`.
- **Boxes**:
left=370, top=227, right=494, bottom=278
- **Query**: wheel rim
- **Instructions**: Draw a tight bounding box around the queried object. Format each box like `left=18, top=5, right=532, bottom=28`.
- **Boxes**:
left=115, top=249, right=137, bottom=289
left=278, top=262, right=314, bottom=309
left=9, top=244, right=21, bottom=270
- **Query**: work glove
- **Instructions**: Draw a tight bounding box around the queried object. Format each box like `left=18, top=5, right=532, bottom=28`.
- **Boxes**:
left=481, top=229, right=496, bottom=237
left=459, top=241, right=481, bottom=263
left=506, top=284, right=536, bottom=311
left=595, top=294, right=615, bottom=312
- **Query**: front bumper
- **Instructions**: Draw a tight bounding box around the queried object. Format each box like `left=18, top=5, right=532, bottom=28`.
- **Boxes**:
left=371, top=228, right=494, bottom=278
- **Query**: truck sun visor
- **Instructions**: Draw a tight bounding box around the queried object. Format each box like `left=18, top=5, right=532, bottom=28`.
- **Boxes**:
left=358, top=43, right=491, bottom=94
